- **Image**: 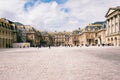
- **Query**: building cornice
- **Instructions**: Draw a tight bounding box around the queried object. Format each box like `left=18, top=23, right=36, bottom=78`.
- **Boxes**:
left=106, top=32, right=120, bottom=37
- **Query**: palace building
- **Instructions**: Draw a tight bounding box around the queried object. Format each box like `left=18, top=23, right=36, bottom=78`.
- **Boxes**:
left=0, top=6, right=120, bottom=48
left=72, top=21, right=106, bottom=46
left=53, top=22, right=107, bottom=47
left=17, top=25, right=41, bottom=47
left=105, top=6, right=120, bottom=46
left=71, top=29, right=81, bottom=46
left=53, top=31, right=71, bottom=46
left=0, top=18, right=17, bottom=48
left=41, top=31, right=51, bottom=46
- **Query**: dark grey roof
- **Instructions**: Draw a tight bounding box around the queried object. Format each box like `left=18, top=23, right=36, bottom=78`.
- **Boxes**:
left=93, top=21, right=106, bottom=25
left=14, top=22, right=24, bottom=26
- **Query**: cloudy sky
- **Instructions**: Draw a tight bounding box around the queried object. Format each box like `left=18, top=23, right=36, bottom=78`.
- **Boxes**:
left=0, top=0, right=120, bottom=31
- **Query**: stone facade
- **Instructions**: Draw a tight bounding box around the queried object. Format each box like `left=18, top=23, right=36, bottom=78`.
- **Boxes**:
left=70, top=22, right=106, bottom=46
left=96, top=29, right=106, bottom=46
left=105, top=6, right=120, bottom=46
left=25, top=25, right=41, bottom=47
left=71, top=29, right=81, bottom=46
left=68, top=34, right=73, bottom=46
left=53, top=32, right=71, bottom=46
left=41, top=31, right=51, bottom=46
left=17, top=25, right=41, bottom=47
left=0, top=18, right=17, bottom=48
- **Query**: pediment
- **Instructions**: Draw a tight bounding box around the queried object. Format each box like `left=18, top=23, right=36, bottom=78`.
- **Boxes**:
left=105, top=8, right=115, bottom=17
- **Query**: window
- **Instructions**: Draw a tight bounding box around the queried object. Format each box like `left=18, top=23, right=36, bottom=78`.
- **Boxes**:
left=115, top=23, right=117, bottom=33
left=3, top=31, right=4, bottom=34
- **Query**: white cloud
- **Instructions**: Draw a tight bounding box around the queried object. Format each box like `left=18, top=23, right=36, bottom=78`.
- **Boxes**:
left=0, top=0, right=120, bottom=31
left=0, top=0, right=26, bottom=20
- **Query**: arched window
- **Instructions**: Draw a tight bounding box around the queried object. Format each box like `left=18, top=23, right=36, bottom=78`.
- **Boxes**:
left=11, top=25, right=14, bottom=30
left=115, top=37, right=117, bottom=46
left=111, top=38, right=113, bottom=46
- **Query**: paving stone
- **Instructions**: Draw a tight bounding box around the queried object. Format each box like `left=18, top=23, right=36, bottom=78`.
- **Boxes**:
left=0, top=47, right=120, bottom=80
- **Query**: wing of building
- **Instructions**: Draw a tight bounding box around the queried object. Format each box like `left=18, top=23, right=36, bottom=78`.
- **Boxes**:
left=105, top=6, right=120, bottom=46
left=70, top=22, right=106, bottom=46
left=0, top=18, right=17, bottom=48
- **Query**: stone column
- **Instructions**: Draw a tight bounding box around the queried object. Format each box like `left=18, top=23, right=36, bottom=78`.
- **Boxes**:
left=117, top=36, right=120, bottom=46
left=114, top=16, right=116, bottom=33
left=109, top=19, right=111, bottom=34
left=111, top=18, right=113, bottom=34
left=109, top=20, right=110, bottom=35
left=107, top=20, right=109, bottom=35
left=115, top=15, right=117, bottom=33
left=105, top=38, right=108, bottom=45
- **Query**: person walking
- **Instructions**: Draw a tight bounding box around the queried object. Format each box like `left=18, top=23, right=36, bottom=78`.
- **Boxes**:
left=49, top=45, right=51, bottom=49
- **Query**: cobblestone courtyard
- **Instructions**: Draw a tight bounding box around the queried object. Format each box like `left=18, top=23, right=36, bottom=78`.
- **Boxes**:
left=0, top=47, right=120, bottom=80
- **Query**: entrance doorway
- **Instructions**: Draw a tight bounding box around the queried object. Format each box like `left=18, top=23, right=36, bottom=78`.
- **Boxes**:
left=95, top=40, right=98, bottom=45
